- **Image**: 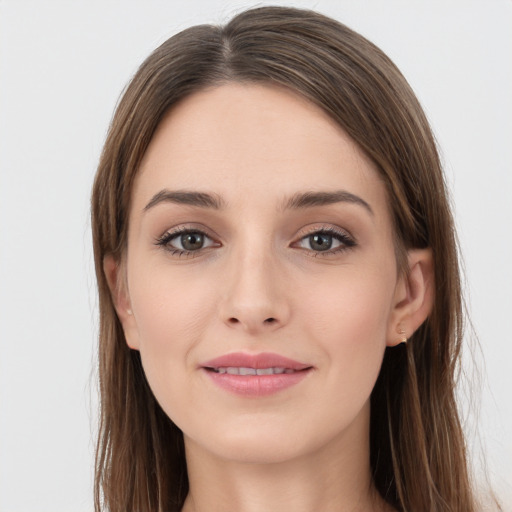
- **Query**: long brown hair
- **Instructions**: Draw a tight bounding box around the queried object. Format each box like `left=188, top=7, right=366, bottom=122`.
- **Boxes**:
left=91, top=6, right=480, bottom=511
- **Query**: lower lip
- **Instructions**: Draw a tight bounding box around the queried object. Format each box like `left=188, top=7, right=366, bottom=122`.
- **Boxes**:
left=203, top=369, right=311, bottom=397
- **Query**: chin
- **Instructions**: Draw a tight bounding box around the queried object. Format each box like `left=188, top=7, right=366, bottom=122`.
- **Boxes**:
left=191, top=430, right=312, bottom=465
left=182, top=410, right=359, bottom=466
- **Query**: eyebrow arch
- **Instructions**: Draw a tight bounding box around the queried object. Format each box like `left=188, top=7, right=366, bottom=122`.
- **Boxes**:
left=143, top=189, right=225, bottom=212
left=283, top=190, right=374, bottom=216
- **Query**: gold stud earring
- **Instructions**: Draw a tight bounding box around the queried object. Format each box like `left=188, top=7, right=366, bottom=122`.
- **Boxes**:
left=397, top=324, right=407, bottom=343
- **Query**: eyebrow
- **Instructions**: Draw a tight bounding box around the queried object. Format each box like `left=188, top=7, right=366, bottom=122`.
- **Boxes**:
left=143, top=189, right=225, bottom=212
left=143, top=188, right=373, bottom=216
left=283, top=190, right=374, bottom=216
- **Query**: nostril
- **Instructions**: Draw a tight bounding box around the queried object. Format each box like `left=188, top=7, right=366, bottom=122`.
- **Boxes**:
left=225, top=316, right=278, bottom=328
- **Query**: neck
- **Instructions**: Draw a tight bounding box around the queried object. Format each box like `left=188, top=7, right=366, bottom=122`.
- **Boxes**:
left=181, top=404, right=392, bottom=512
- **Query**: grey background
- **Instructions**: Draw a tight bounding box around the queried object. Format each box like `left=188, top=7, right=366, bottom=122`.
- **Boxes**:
left=1, top=1, right=511, bottom=510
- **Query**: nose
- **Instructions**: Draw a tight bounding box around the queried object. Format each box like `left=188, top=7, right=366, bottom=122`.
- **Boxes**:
left=219, top=248, right=291, bottom=335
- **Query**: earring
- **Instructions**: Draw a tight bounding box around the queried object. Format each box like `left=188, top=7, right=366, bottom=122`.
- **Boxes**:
left=397, top=324, right=407, bottom=343
left=126, top=308, right=133, bottom=315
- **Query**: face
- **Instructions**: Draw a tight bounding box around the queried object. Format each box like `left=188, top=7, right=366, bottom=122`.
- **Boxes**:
left=117, top=83, right=405, bottom=464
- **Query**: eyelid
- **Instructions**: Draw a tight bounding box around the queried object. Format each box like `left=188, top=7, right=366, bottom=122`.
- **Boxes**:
left=154, top=224, right=221, bottom=256
left=298, top=223, right=353, bottom=237
left=291, top=224, right=357, bottom=255
left=153, top=222, right=356, bottom=258
left=157, top=223, right=220, bottom=241
left=294, top=223, right=355, bottom=241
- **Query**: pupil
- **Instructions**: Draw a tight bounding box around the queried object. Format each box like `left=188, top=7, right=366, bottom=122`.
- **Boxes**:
left=181, top=233, right=204, bottom=251
left=310, top=233, right=332, bottom=251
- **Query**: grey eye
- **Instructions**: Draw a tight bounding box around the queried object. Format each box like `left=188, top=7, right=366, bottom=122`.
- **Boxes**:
left=308, top=233, right=333, bottom=251
left=167, top=231, right=216, bottom=252
left=180, top=232, right=205, bottom=251
left=298, top=232, right=344, bottom=252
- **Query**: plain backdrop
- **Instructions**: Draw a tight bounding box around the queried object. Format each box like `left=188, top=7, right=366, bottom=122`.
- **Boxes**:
left=0, top=1, right=511, bottom=510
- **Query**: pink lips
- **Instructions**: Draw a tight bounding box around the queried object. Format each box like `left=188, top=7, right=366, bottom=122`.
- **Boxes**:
left=201, top=352, right=312, bottom=397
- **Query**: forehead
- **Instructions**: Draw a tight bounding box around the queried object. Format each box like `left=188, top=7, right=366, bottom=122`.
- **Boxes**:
left=133, top=83, right=387, bottom=213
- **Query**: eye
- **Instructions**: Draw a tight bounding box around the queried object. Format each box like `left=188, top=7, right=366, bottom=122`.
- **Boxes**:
left=156, top=228, right=218, bottom=255
left=295, top=228, right=356, bottom=254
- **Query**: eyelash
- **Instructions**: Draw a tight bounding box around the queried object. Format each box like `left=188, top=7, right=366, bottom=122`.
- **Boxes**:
left=295, top=226, right=356, bottom=257
left=154, top=225, right=356, bottom=258
left=154, top=226, right=218, bottom=258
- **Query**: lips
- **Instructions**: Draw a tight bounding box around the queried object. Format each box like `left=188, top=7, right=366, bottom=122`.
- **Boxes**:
left=201, top=352, right=312, bottom=396
left=202, top=352, right=311, bottom=371
left=212, top=367, right=295, bottom=375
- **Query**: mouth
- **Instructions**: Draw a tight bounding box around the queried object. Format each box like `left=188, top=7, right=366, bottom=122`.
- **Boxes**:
left=207, top=366, right=303, bottom=375
left=201, top=352, right=313, bottom=396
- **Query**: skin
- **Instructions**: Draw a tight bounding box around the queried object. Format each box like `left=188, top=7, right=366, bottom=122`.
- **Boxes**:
left=105, top=83, right=433, bottom=512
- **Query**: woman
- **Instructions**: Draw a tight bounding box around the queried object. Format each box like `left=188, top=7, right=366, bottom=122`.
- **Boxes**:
left=91, top=6, right=485, bottom=511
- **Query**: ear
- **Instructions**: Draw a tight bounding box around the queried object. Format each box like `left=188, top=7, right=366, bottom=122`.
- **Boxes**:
left=103, top=254, right=140, bottom=350
left=386, top=249, right=434, bottom=347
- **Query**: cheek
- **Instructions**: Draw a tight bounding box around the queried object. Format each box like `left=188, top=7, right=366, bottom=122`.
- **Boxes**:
left=301, top=261, right=394, bottom=336
left=128, top=265, right=217, bottom=389
left=298, top=264, right=394, bottom=388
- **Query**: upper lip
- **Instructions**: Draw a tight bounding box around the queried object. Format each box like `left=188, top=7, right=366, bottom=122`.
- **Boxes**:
left=201, top=352, right=311, bottom=371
